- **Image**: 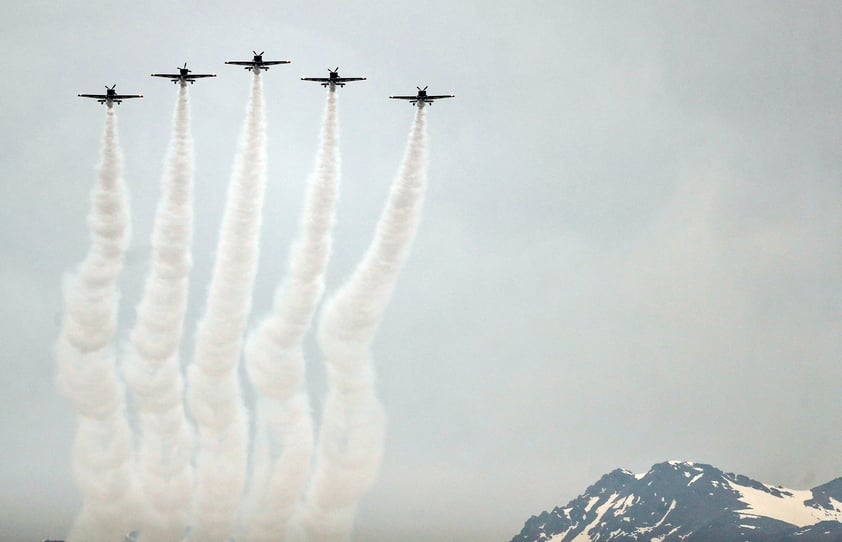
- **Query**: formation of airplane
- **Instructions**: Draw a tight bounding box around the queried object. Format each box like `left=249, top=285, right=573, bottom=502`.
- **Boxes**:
left=225, top=51, right=290, bottom=72
left=301, top=67, right=366, bottom=89
left=77, top=85, right=143, bottom=108
left=78, top=52, right=454, bottom=109
left=390, top=86, right=455, bottom=107
left=151, top=63, right=217, bottom=85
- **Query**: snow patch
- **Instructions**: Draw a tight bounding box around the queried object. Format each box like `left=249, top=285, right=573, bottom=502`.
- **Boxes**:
left=614, top=493, right=636, bottom=515
left=570, top=495, right=620, bottom=541
left=583, top=496, right=600, bottom=513
left=687, top=471, right=704, bottom=486
left=653, top=499, right=676, bottom=529
left=651, top=526, right=681, bottom=542
left=728, top=479, right=842, bottom=527
left=634, top=498, right=677, bottom=537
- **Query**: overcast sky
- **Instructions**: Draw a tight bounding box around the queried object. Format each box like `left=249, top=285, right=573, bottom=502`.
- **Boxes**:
left=1, top=1, right=840, bottom=541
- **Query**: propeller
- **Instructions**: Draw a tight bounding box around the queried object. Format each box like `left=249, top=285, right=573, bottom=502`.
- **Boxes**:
left=330, top=66, right=339, bottom=74
left=254, top=50, right=264, bottom=56
left=107, top=84, right=116, bottom=90
left=181, top=62, right=191, bottom=72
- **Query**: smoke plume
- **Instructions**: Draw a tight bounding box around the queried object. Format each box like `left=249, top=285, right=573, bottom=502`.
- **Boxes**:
left=122, top=83, right=195, bottom=541
left=186, top=72, right=267, bottom=542
left=241, top=88, right=341, bottom=541
left=55, top=108, right=140, bottom=542
left=57, top=72, right=436, bottom=542
left=297, top=107, right=428, bottom=541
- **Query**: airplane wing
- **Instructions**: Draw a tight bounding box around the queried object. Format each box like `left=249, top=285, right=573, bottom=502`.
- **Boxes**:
left=225, top=61, right=256, bottom=66
left=427, top=95, right=455, bottom=100
left=389, top=95, right=417, bottom=100
left=150, top=73, right=179, bottom=78
left=78, top=93, right=107, bottom=99
left=113, top=94, right=143, bottom=99
left=189, top=74, right=217, bottom=79
left=260, top=61, right=290, bottom=66
left=301, top=77, right=330, bottom=82
left=335, top=77, right=366, bottom=83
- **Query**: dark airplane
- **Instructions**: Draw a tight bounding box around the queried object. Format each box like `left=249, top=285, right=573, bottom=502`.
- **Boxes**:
left=225, top=51, right=290, bottom=72
left=78, top=85, right=143, bottom=108
left=390, top=86, right=454, bottom=107
left=301, top=67, right=366, bottom=89
left=151, top=63, right=217, bottom=85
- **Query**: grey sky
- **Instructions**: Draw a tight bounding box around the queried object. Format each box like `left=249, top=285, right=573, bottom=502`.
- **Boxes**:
left=1, top=1, right=840, bottom=541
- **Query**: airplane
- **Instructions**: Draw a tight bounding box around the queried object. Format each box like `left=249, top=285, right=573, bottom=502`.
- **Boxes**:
left=225, top=51, right=290, bottom=72
left=78, top=85, right=143, bottom=107
left=151, top=62, right=217, bottom=85
left=390, top=86, right=454, bottom=107
left=301, top=67, right=366, bottom=89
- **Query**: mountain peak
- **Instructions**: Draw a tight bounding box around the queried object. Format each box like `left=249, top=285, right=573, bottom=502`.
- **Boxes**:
left=511, top=462, right=842, bottom=542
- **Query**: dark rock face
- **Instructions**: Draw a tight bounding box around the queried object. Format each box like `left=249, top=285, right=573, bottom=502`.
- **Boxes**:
left=806, top=478, right=842, bottom=511
left=782, top=521, right=842, bottom=541
left=510, top=462, right=842, bottom=542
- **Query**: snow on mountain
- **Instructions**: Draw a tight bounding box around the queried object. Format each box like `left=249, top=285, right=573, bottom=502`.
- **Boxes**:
left=511, top=461, right=842, bottom=542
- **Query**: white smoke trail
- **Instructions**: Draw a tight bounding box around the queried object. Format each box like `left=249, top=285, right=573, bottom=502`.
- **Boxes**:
left=241, top=88, right=341, bottom=542
left=122, top=83, right=195, bottom=542
left=186, top=71, right=267, bottom=542
left=297, top=107, right=428, bottom=542
left=55, top=107, right=141, bottom=542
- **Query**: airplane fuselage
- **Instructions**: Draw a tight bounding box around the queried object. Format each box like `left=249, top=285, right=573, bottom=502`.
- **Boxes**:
left=301, top=68, right=365, bottom=89
left=247, top=55, right=266, bottom=72
left=98, top=89, right=123, bottom=108
left=389, top=87, right=456, bottom=109
left=389, top=87, right=454, bottom=108
left=151, top=64, right=216, bottom=85
left=225, top=54, right=290, bottom=72
left=78, top=85, right=143, bottom=107
left=321, top=72, right=342, bottom=88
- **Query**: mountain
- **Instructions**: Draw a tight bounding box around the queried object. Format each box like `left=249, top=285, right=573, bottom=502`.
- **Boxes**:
left=511, top=461, right=842, bottom=542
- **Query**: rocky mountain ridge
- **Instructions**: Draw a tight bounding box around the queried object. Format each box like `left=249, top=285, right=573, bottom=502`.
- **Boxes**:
left=511, top=461, right=842, bottom=541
